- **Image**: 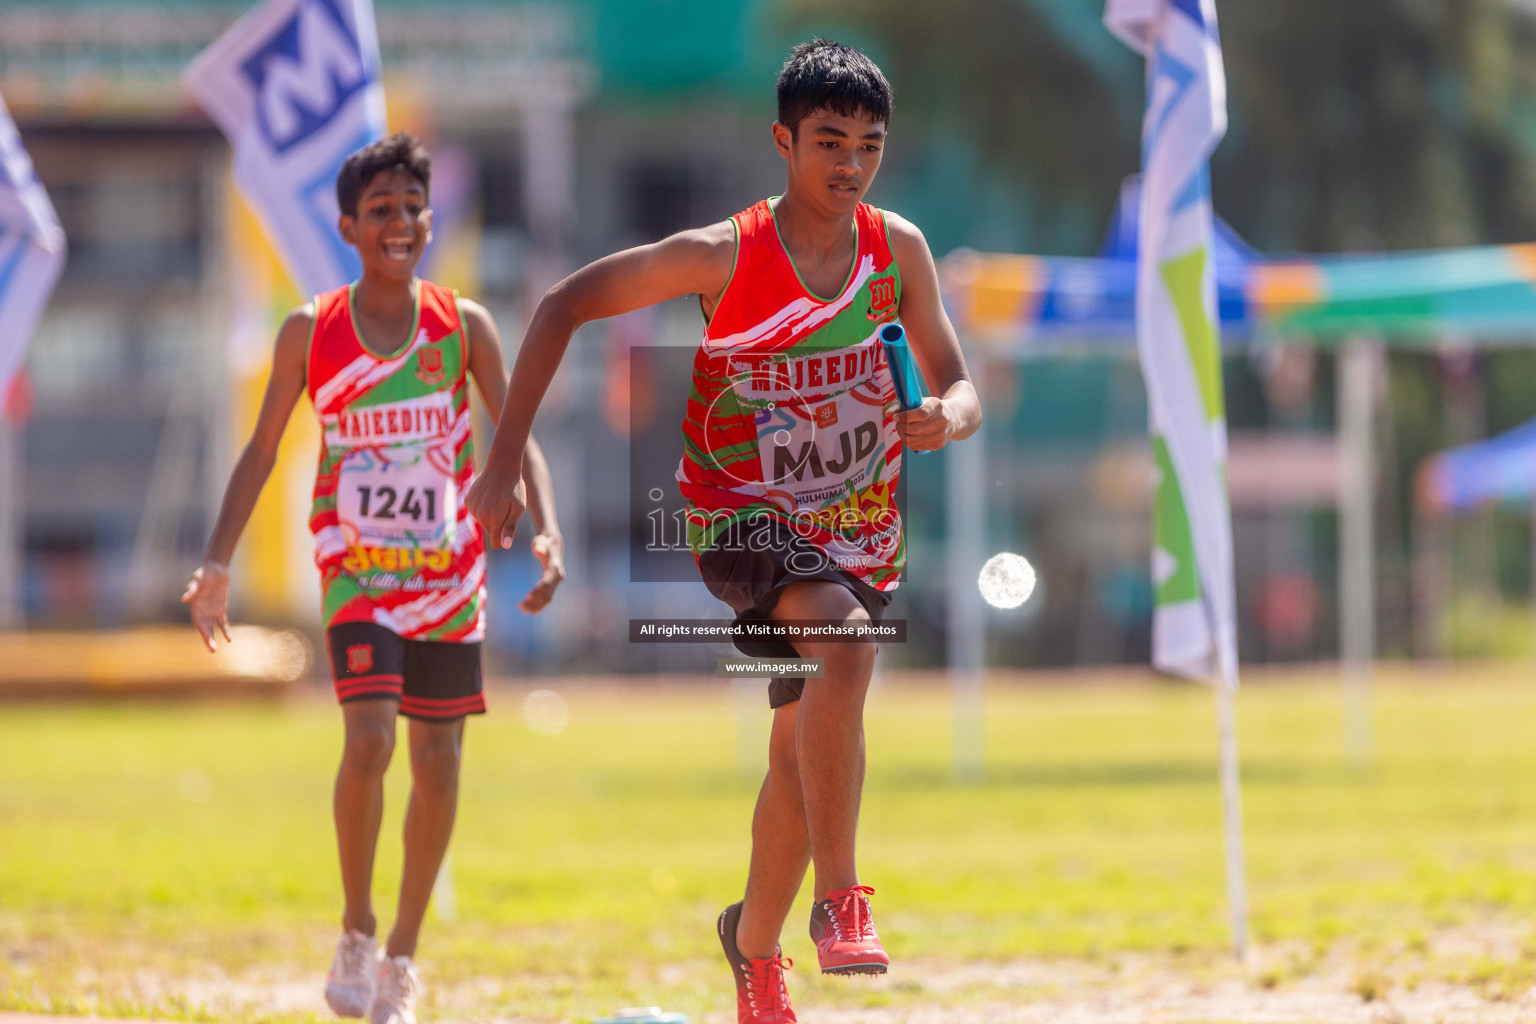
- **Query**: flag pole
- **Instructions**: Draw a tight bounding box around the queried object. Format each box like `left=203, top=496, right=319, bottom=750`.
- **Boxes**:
left=1104, top=0, right=1247, bottom=961
left=0, top=412, right=19, bottom=630
left=1215, top=648, right=1248, bottom=960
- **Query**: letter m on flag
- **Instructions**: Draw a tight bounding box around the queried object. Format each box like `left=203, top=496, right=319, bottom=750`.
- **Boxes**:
left=184, top=0, right=385, bottom=296
left=240, top=0, right=372, bottom=155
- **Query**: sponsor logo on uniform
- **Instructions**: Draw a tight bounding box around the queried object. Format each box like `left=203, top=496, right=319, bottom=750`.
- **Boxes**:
left=416, top=346, right=446, bottom=385
left=867, top=275, right=897, bottom=322
left=343, top=545, right=455, bottom=575
left=814, top=401, right=839, bottom=428
left=346, top=643, right=373, bottom=674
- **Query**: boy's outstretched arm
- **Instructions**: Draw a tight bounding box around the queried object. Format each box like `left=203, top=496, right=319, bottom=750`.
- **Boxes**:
left=466, top=221, right=735, bottom=547
left=181, top=305, right=312, bottom=651
left=884, top=212, right=982, bottom=450
left=462, top=299, right=565, bottom=613
left=514, top=439, right=561, bottom=613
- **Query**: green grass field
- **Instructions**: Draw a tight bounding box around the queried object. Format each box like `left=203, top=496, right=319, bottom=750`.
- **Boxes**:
left=6, top=665, right=1536, bottom=1022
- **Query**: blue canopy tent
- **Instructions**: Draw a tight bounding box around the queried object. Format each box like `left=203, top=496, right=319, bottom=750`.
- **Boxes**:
left=942, top=179, right=1536, bottom=351
left=1413, top=418, right=1536, bottom=667
left=1420, top=417, right=1536, bottom=514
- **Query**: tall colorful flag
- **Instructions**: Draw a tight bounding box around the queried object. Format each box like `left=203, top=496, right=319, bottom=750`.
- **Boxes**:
left=0, top=91, right=66, bottom=398
left=184, top=0, right=386, bottom=296
left=1105, top=0, right=1235, bottom=688
left=1105, top=0, right=1248, bottom=959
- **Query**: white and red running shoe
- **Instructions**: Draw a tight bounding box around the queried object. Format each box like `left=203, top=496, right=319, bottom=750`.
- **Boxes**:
left=368, top=954, right=420, bottom=1024
left=324, top=930, right=377, bottom=1017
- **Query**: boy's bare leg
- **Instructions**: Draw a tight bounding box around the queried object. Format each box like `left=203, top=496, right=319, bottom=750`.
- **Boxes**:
left=336, top=700, right=399, bottom=937
left=796, top=663, right=870, bottom=899
left=735, top=701, right=812, bottom=959
left=772, top=582, right=874, bottom=900
left=384, top=716, right=465, bottom=959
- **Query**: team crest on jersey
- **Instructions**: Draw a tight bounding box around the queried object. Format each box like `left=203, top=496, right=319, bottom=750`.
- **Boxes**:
left=347, top=644, right=373, bottom=674
left=866, top=275, right=897, bottom=322
left=415, top=346, right=446, bottom=385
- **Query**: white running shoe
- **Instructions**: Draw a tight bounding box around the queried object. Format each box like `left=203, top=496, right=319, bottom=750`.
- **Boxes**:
left=325, top=930, right=378, bottom=1017
left=369, top=954, right=420, bottom=1024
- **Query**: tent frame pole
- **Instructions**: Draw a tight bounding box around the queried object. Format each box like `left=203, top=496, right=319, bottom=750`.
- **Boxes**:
left=947, top=411, right=987, bottom=781
left=1338, top=339, right=1378, bottom=764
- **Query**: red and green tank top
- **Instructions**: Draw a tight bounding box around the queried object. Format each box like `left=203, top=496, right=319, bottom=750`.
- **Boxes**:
left=306, top=279, right=485, bottom=641
left=677, top=199, right=905, bottom=591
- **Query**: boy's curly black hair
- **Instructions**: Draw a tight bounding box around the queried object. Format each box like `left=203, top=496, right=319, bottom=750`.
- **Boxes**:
left=335, top=131, right=431, bottom=218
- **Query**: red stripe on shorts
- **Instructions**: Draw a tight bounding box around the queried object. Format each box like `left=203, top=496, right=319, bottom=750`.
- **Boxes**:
left=337, top=689, right=403, bottom=701
left=336, top=677, right=404, bottom=700
left=400, top=694, right=486, bottom=718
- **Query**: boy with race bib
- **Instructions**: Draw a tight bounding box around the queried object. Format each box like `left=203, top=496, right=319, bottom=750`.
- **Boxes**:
left=463, top=42, right=981, bottom=1023
left=182, top=133, right=564, bottom=1024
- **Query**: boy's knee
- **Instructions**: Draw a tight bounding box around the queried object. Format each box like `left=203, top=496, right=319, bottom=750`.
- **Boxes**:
left=410, top=728, right=463, bottom=793
left=805, top=640, right=876, bottom=686
left=838, top=641, right=877, bottom=676
left=343, top=723, right=396, bottom=775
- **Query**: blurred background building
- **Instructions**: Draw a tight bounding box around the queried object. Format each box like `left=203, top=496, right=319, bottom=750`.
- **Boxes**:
left=10, top=0, right=1536, bottom=674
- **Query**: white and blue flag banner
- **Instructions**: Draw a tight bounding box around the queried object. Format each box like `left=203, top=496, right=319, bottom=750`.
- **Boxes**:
left=185, top=0, right=386, bottom=296
left=0, top=91, right=66, bottom=401
left=1105, top=0, right=1236, bottom=686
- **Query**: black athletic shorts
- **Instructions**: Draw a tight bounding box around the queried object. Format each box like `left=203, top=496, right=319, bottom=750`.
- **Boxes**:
left=326, top=621, right=486, bottom=722
left=696, top=517, right=892, bottom=709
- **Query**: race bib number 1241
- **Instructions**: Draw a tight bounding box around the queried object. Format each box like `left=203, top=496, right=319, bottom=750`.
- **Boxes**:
left=337, top=445, right=457, bottom=550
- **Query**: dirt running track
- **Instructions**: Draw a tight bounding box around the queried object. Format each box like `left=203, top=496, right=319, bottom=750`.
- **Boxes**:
left=19, top=951, right=1532, bottom=1024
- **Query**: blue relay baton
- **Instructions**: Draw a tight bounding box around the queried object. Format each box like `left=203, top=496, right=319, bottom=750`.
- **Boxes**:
left=880, top=322, right=930, bottom=453
left=880, top=323, right=927, bottom=410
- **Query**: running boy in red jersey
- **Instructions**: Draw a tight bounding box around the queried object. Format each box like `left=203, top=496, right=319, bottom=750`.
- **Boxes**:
left=465, top=41, right=981, bottom=1023
left=182, top=133, right=565, bottom=1024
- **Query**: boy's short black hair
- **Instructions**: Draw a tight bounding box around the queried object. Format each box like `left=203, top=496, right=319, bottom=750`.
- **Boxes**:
left=776, top=39, right=892, bottom=137
left=336, top=131, right=431, bottom=217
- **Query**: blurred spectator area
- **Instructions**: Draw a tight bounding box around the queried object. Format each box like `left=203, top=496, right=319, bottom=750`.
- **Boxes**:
left=17, top=126, right=224, bottom=627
